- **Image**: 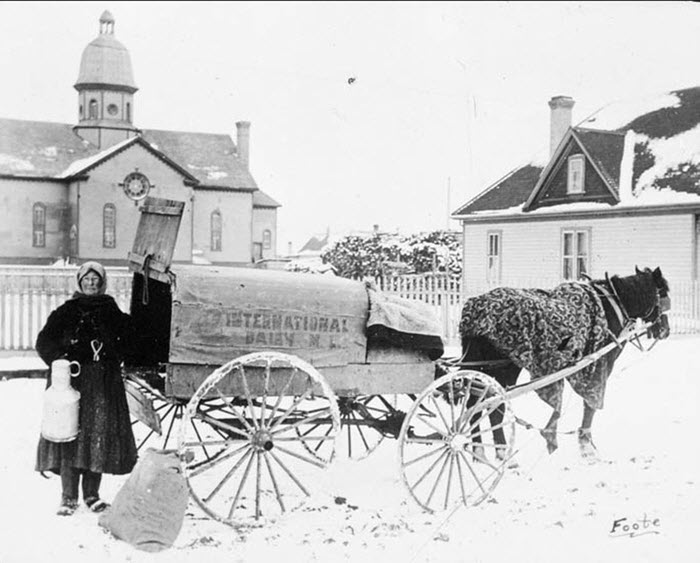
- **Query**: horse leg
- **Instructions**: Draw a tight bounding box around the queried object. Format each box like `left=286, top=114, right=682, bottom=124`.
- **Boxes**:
left=489, top=364, right=519, bottom=462
left=540, top=409, right=561, bottom=453
left=578, top=402, right=598, bottom=458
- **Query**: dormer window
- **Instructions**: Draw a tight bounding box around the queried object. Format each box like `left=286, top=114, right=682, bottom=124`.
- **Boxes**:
left=567, top=154, right=585, bottom=194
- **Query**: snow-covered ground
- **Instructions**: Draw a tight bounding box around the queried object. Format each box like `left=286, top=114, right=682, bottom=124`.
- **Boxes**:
left=1, top=335, right=698, bottom=562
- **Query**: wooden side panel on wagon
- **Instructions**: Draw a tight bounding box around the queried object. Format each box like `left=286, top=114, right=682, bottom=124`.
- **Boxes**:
left=126, top=197, right=435, bottom=401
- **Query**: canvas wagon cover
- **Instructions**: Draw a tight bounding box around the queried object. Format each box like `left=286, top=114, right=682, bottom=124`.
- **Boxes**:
left=168, top=266, right=369, bottom=368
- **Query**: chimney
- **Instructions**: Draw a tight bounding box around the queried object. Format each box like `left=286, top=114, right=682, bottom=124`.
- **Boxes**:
left=548, top=96, right=575, bottom=157
left=236, top=121, right=250, bottom=168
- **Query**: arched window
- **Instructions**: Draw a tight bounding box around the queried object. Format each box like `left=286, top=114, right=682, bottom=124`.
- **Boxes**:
left=32, top=203, right=46, bottom=247
left=126, top=102, right=131, bottom=123
left=103, top=204, right=116, bottom=248
left=211, top=210, right=222, bottom=251
left=262, top=229, right=272, bottom=250
left=79, top=104, right=83, bottom=119
left=89, top=99, right=98, bottom=119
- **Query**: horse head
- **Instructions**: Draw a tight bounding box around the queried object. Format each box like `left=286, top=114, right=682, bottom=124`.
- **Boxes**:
left=631, top=266, right=671, bottom=339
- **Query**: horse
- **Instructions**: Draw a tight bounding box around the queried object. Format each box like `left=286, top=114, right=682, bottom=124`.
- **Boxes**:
left=458, top=266, right=671, bottom=460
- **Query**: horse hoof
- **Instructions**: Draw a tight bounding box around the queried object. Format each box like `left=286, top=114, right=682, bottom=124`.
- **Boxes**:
left=472, top=445, right=486, bottom=462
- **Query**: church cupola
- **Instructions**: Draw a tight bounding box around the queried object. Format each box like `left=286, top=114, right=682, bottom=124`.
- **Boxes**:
left=73, top=11, right=139, bottom=148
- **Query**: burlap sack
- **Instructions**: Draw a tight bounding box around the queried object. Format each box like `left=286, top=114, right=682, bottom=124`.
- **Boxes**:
left=99, top=449, right=189, bottom=552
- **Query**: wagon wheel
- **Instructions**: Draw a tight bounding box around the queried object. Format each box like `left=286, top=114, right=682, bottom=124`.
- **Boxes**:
left=126, top=375, right=189, bottom=452
left=178, top=352, right=341, bottom=524
left=399, top=370, right=515, bottom=513
left=296, top=394, right=399, bottom=460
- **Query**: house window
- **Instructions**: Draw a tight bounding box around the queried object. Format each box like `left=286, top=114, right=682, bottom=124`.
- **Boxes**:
left=562, top=229, right=590, bottom=280
left=32, top=203, right=46, bottom=247
left=487, top=231, right=501, bottom=285
left=103, top=204, right=116, bottom=248
left=262, top=229, right=271, bottom=250
left=211, top=210, right=222, bottom=251
left=567, top=154, right=585, bottom=194
left=88, top=99, right=98, bottom=119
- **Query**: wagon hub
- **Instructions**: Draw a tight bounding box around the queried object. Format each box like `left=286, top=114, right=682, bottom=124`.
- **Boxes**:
left=449, top=433, right=469, bottom=451
left=251, top=429, right=274, bottom=451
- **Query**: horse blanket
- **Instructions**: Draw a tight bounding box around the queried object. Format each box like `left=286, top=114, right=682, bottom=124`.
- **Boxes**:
left=460, top=282, right=613, bottom=410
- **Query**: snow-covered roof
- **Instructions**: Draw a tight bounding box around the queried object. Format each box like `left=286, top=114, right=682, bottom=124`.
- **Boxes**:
left=453, top=86, right=700, bottom=220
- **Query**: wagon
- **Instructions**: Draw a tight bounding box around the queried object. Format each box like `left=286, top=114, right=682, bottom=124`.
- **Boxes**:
left=123, top=198, right=653, bottom=524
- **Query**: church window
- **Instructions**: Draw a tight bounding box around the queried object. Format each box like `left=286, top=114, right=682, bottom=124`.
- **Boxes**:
left=263, top=229, right=271, bottom=249
left=103, top=204, right=116, bottom=248
left=211, top=210, right=222, bottom=251
left=32, top=203, right=46, bottom=247
left=89, top=99, right=98, bottom=119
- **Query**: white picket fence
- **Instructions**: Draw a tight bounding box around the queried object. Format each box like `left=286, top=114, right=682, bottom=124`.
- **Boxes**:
left=0, top=267, right=698, bottom=351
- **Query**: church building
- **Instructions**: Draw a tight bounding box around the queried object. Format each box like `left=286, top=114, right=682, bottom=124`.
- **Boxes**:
left=0, top=11, right=280, bottom=266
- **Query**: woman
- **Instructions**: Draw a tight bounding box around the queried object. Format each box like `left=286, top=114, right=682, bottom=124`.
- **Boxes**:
left=35, top=261, right=137, bottom=516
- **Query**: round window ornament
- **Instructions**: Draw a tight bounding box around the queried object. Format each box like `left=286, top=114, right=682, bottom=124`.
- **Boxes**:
left=121, top=172, right=151, bottom=201
left=107, top=103, right=119, bottom=116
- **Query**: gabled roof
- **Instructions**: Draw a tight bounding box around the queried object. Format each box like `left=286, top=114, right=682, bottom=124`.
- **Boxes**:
left=522, top=128, right=623, bottom=210
left=0, top=117, right=260, bottom=192
left=0, top=118, right=98, bottom=178
left=142, top=129, right=257, bottom=191
left=58, top=136, right=198, bottom=182
left=253, top=190, right=281, bottom=208
left=453, top=85, right=700, bottom=220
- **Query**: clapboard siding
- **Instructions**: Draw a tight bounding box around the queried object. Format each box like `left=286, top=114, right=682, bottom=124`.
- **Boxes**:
left=462, top=212, right=696, bottom=292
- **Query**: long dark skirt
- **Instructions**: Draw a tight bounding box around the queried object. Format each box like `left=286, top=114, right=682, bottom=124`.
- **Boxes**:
left=36, top=360, right=137, bottom=475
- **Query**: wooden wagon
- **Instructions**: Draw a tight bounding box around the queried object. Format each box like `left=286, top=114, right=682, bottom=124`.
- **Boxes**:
left=124, top=197, right=653, bottom=525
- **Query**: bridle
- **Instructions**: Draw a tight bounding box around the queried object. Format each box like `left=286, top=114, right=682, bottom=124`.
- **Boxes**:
left=587, top=273, right=669, bottom=349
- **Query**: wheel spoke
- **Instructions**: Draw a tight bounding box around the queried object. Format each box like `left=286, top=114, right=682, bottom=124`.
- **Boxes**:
left=204, top=448, right=252, bottom=502
left=461, top=402, right=505, bottom=435
left=238, top=365, right=260, bottom=431
left=266, top=369, right=299, bottom=427
left=189, top=441, right=249, bottom=478
left=269, top=450, right=310, bottom=496
left=429, top=394, right=451, bottom=433
left=313, top=424, right=335, bottom=454
left=469, top=447, right=500, bottom=471
left=443, top=453, right=456, bottom=510
left=425, top=450, right=451, bottom=507
left=268, top=388, right=312, bottom=432
left=189, top=415, right=212, bottom=459
left=412, top=448, right=449, bottom=490
left=416, top=413, right=449, bottom=438
left=214, top=388, right=256, bottom=435
left=454, top=451, right=469, bottom=506
left=403, top=443, right=444, bottom=467
left=274, top=443, right=326, bottom=469
left=196, top=411, right=252, bottom=440
left=161, top=404, right=181, bottom=449
left=260, top=360, right=271, bottom=429
left=448, top=380, right=456, bottom=431
left=404, top=436, right=445, bottom=446
left=255, top=451, right=262, bottom=519
left=228, top=449, right=256, bottom=520
left=457, top=450, right=487, bottom=495
left=263, top=451, right=285, bottom=513
left=351, top=411, right=371, bottom=452
left=270, top=409, right=332, bottom=436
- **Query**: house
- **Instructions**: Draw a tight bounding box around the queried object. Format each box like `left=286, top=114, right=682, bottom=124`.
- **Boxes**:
left=0, top=10, right=280, bottom=266
left=452, top=86, right=700, bottom=294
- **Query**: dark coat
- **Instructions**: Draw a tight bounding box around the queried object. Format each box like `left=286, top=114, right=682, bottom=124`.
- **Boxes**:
left=35, top=293, right=138, bottom=475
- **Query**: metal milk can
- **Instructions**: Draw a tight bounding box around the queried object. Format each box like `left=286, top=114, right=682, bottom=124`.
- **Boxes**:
left=41, top=359, right=81, bottom=442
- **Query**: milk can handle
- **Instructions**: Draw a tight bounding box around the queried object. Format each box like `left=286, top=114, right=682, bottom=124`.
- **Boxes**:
left=69, top=361, right=81, bottom=377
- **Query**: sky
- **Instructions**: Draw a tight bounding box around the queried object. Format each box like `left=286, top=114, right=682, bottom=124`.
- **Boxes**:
left=1, top=1, right=699, bottom=253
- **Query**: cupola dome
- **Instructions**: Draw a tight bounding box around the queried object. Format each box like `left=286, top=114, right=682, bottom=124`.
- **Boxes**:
left=74, top=11, right=137, bottom=92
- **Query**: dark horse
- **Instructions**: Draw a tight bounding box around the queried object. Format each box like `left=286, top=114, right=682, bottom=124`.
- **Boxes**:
left=459, top=266, right=671, bottom=459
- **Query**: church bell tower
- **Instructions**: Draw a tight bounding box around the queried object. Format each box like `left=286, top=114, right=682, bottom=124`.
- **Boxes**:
left=73, top=11, right=139, bottom=148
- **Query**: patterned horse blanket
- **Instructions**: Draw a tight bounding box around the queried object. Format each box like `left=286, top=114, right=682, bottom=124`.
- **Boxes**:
left=460, top=282, right=613, bottom=410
